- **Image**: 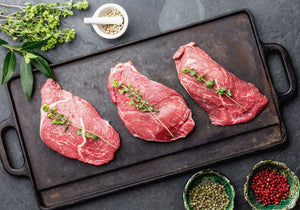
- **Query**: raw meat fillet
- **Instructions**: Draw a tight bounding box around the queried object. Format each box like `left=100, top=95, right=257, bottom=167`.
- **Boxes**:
left=173, top=42, right=268, bottom=126
left=108, top=61, right=195, bottom=142
left=40, top=79, right=120, bottom=165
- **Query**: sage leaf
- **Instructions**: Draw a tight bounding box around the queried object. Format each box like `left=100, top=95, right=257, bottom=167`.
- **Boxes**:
left=1, top=51, right=16, bottom=85
left=21, top=36, right=53, bottom=50
left=24, top=53, right=37, bottom=63
left=0, top=39, right=8, bottom=45
left=23, top=49, right=52, bottom=64
left=20, top=57, right=33, bottom=101
left=31, top=55, right=55, bottom=79
left=26, top=53, right=38, bottom=59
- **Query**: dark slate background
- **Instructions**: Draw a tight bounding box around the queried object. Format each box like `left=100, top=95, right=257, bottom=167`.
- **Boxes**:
left=0, top=0, right=299, bottom=209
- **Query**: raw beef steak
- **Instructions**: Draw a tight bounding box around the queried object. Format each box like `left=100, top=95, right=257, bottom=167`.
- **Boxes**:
left=40, top=79, right=120, bottom=165
left=108, top=61, right=195, bottom=142
left=173, top=42, right=268, bottom=126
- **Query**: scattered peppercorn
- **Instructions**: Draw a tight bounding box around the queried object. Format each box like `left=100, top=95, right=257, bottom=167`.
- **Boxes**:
left=102, top=10, right=124, bottom=35
left=251, top=168, right=290, bottom=207
left=188, top=180, right=229, bottom=210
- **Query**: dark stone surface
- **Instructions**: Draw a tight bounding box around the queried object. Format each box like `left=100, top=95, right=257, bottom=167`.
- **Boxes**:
left=0, top=0, right=299, bottom=209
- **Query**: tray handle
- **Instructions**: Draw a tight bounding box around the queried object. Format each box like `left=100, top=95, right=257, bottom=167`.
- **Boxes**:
left=262, top=43, right=297, bottom=103
left=0, top=114, right=28, bottom=176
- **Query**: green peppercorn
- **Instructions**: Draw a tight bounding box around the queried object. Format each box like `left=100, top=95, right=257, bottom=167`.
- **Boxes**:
left=188, top=179, right=229, bottom=210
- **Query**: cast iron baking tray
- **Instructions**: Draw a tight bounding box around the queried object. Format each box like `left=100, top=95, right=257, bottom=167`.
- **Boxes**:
left=0, top=9, right=296, bottom=209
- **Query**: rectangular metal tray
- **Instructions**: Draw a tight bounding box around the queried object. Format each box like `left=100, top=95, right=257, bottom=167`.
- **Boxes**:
left=0, top=9, right=295, bottom=209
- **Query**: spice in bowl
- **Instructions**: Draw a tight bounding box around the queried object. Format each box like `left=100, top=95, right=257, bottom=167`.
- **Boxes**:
left=188, top=179, right=229, bottom=209
left=183, top=170, right=235, bottom=210
left=251, top=168, right=290, bottom=206
left=83, top=3, right=128, bottom=39
left=244, top=160, right=300, bottom=210
left=102, top=10, right=124, bottom=35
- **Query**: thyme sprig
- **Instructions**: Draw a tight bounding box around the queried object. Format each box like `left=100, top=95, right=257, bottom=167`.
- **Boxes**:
left=112, top=79, right=174, bottom=138
left=0, top=1, right=88, bottom=51
left=112, top=79, right=159, bottom=113
left=42, top=104, right=118, bottom=149
left=181, top=67, right=247, bottom=111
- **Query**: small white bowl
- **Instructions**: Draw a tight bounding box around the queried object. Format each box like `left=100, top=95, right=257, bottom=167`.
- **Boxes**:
left=88, top=3, right=128, bottom=39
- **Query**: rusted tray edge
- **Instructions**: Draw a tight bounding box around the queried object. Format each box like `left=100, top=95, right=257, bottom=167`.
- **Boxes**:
left=3, top=8, right=287, bottom=210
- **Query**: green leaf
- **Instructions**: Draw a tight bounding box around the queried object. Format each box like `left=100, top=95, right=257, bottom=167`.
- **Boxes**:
left=197, top=76, right=204, bottom=82
left=190, top=70, right=197, bottom=76
left=21, top=36, right=53, bottom=50
left=226, top=89, right=232, bottom=97
left=64, top=125, right=68, bottom=132
left=206, top=80, right=215, bottom=88
left=20, top=57, right=33, bottom=101
left=85, top=132, right=93, bottom=138
left=51, top=107, right=57, bottom=114
left=27, top=53, right=38, bottom=59
left=112, top=79, right=117, bottom=87
left=0, top=39, right=8, bottom=45
left=77, top=128, right=82, bottom=136
left=119, top=89, right=125, bottom=94
left=24, top=53, right=37, bottom=63
left=216, top=87, right=227, bottom=96
left=57, top=114, right=63, bottom=120
left=1, top=51, right=16, bottom=85
left=93, top=136, right=99, bottom=141
left=42, top=104, right=49, bottom=112
left=3, top=7, right=9, bottom=14
left=23, top=49, right=52, bottom=64
left=31, top=55, right=55, bottom=79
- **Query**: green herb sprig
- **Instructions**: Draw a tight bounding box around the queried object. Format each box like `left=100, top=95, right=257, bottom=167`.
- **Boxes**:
left=112, top=79, right=174, bottom=138
left=42, top=104, right=117, bottom=148
left=112, top=79, right=159, bottom=113
left=181, top=67, right=247, bottom=111
left=0, top=1, right=88, bottom=51
left=1, top=37, right=54, bottom=100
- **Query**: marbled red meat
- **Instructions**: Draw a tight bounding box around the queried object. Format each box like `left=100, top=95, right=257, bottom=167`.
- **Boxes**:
left=108, top=61, right=195, bottom=142
left=173, top=42, right=268, bottom=126
left=40, top=79, right=120, bottom=165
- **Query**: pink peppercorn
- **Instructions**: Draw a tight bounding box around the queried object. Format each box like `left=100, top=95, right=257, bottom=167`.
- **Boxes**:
left=251, top=168, right=290, bottom=207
